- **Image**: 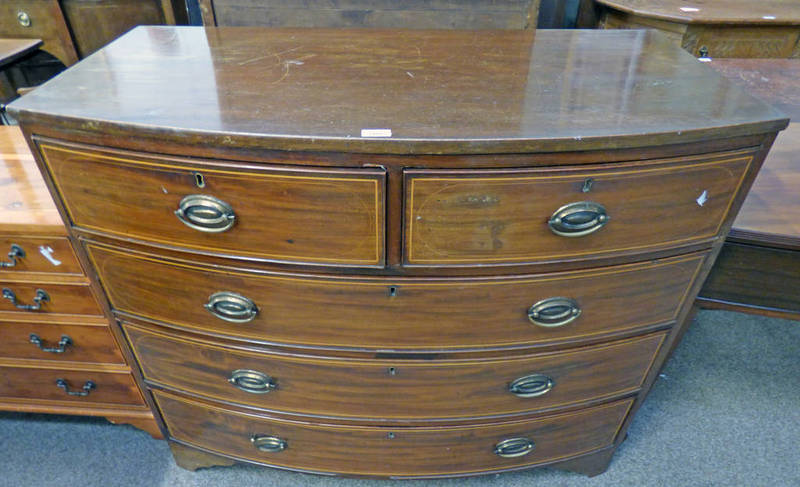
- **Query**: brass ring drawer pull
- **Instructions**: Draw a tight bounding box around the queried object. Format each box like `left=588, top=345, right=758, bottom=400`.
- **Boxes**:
left=1, top=244, right=25, bottom=268
left=527, top=297, right=581, bottom=328
left=494, top=437, right=535, bottom=458
left=17, top=11, right=32, bottom=27
left=30, top=334, right=72, bottom=353
left=229, top=369, right=277, bottom=394
left=250, top=435, right=287, bottom=453
left=508, top=374, right=555, bottom=398
left=175, top=194, right=236, bottom=233
left=548, top=201, right=608, bottom=237
left=55, top=378, right=95, bottom=397
left=205, top=291, right=258, bottom=323
left=2, top=288, right=49, bottom=311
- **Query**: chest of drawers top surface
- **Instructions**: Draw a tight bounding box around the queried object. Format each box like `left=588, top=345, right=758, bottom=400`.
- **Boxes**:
left=7, top=27, right=787, bottom=155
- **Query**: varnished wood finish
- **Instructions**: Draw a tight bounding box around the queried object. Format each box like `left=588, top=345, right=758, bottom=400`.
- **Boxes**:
left=89, top=242, right=702, bottom=351
left=0, top=320, right=125, bottom=364
left=157, top=390, right=632, bottom=478
left=0, top=127, right=64, bottom=235
left=169, top=441, right=236, bottom=471
left=0, top=364, right=143, bottom=406
left=0, top=237, right=81, bottom=275
left=8, top=27, right=786, bottom=477
left=0, top=128, right=158, bottom=435
left=60, top=0, right=169, bottom=58
left=7, top=28, right=787, bottom=155
left=0, top=1, right=78, bottom=65
left=405, top=150, right=754, bottom=266
left=126, top=323, right=664, bottom=421
left=697, top=59, right=800, bottom=318
left=597, top=0, right=800, bottom=58
left=0, top=279, right=101, bottom=315
left=205, top=0, right=540, bottom=30
left=38, top=140, right=386, bottom=267
left=0, top=38, right=42, bottom=68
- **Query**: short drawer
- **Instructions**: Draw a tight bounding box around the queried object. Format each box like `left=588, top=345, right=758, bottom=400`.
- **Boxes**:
left=0, top=237, right=82, bottom=275
left=0, top=321, right=124, bottom=364
left=404, top=149, right=755, bottom=266
left=0, top=365, right=142, bottom=406
left=127, top=322, right=664, bottom=420
left=155, top=390, right=632, bottom=477
left=89, top=242, right=703, bottom=350
left=36, top=139, right=386, bottom=267
left=0, top=280, right=101, bottom=315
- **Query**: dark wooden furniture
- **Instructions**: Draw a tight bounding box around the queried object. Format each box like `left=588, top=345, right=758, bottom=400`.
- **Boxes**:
left=0, top=0, right=183, bottom=67
left=0, top=125, right=160, bottom=437
left=198, top=0, right=540, bottom=29
left=595, top=0, right=800, bottom=58
left=8, top=27, right=787, bottom=478
left=698, top=59, right=800, bottom=320
left=0, top=38, right=42, bottom=104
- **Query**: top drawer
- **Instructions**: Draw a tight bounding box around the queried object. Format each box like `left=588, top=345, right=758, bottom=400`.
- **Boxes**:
left=404, top=150, right=755, bottom=266
left=35, top=139, right=386, bottom=267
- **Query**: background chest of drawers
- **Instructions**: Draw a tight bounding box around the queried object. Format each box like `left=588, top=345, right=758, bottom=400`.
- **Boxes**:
left=9, top=27, right=787, bottom=477
left=0, top=126, right=159, bottom=437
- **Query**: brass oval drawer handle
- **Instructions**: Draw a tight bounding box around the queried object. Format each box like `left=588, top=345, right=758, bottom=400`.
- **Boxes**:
left=175, top=194, right=236, bottom=233
left=55, top=378, right=95, bottom=397
left=30, top=334, right=72, bottom=353
left=205, top=291, right=258, bottom=323
left=548, top=201, right=608, bottom=237
left=2, top=288, right=49, bottom=311
left=1, top=244, right=25, bottom=268
left=494, top=437, right=535, bottom=458
left=508, top=374, right=555, bottom=398
left=229, top=369, right=276, bottom=394
left=527, top=297, right=581, bottom=328
left=250, top=435, right=287, bottom=453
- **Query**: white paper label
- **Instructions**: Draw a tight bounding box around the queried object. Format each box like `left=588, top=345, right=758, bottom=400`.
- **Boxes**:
left=360, top=129, right=392, bottom=138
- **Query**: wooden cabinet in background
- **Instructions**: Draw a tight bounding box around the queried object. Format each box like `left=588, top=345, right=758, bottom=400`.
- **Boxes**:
left=0, top=0, right=184, bottom=66
left=0, top=126, right=159, bottom=437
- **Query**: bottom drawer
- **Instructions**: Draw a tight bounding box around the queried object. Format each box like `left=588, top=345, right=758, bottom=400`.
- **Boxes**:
left=155, top=390, right=633, bottom=477
left=0, top=365, right=143, bottom=406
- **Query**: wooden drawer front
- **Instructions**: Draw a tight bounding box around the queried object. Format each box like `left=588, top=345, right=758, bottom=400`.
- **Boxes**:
left=404, top=150, right=754, bottom=266
left=89, top=243, right=703, bottom=350
left=0, top=237, right=82, bottom=275
left=157, top=391, right=632, bottom=477
left=0, top=321, right=124, bottom=365
left=0, top=280, right=101, bottom=315
left=128, top=323, right=663, bottom=420
left=37, top=140, right=386, bottom=267
left=0, top=366, right=142, bottom=406
left=0, top=1, right=79, bottom=65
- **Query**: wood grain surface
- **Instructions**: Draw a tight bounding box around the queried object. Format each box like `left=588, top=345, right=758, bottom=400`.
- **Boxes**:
left=404, top=150, right=754, bottom=266
left=595, top=0, right=800, bottom=24
left=157, top=390, right=633, bottom=478
left=88, top=242, right=703, bottom=351
left=38, top=140, right=385, bottom=267
left=126, top=322, right=664, bottom=421
left=0, top=365, right=143, bottom=406
left=0, top=320, right=125, bottom=365
left=0, top=127, right=64, bottom=235
left=7, top=27, right=788, bottom=154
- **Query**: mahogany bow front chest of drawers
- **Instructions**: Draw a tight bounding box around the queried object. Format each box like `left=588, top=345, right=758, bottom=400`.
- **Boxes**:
left=8, top=27, right=787, bottom=478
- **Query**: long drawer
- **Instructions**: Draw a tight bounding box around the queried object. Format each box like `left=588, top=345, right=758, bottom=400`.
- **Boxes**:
left=0, top=364, right=143, bottom=406
left=126, top=322, right=664, bottom=420
left=36, top=139, right=386, bottom=267
left=88, top=242, right=704, bottom=350
left=404, top=149, right=755, bottom=266
left=0, top=320, right=124, bottom=364
left=155, top=390, right=633, bottom=477
left=0, top=237, right=82, bottom=275
left=0, top=279, right=102, bottom=315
